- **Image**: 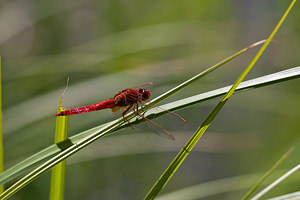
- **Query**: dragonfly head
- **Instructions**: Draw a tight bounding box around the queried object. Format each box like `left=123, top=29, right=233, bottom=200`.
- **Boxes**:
left=138, top=88, right=150, bottom=100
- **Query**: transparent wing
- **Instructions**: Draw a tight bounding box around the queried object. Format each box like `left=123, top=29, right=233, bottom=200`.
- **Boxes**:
left=129, top=82, right=153, bottom=91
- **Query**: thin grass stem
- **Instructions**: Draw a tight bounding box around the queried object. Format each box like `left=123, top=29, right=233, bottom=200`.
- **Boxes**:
left=250, top=164, right=300, bottom=200
left=0, top=57, right=4, bottom=194
left=144, top=1, right=296, bottom=199
left=49, top=81, right=70, bottom=200
left=241, top=147, right=294, bottom=200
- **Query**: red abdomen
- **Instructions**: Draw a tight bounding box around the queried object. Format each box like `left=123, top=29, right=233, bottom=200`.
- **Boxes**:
left=55, top=99, right=115, bottom=116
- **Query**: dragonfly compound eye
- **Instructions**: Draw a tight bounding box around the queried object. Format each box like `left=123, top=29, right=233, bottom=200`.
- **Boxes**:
left=138, top=88, right=150, bottom=100
left=142, top=90, right=150, bottom=100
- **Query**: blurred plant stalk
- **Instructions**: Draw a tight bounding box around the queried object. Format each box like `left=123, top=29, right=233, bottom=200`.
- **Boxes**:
left=0, top=57, right=4, bottom=193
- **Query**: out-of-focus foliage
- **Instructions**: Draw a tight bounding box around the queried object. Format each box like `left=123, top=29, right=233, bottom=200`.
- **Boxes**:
left=0, top=0, right=299, bottom=199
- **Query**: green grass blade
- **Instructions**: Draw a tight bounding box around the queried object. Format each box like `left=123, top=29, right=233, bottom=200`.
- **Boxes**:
left=147, top=66, right=300, bottom=118
left=0, top=119, right=125, bottom=199
left=241, top=147, right=295, bottom=200
left=144, top=1, right=296, bottom=199
left=120, top=39, right=267, bottom=125
left=156, top=169, right=297, bottom=200
left=0, top=66, right=299, bottom=189
left=0, top=57, right=4, bottom=194
left=266, top=191, right=300, bottom=200
left=49, top=105, right=69, bottom=200
left=143, top=40, right=267, bottom=109
left=250, top=164, right=300, bottom=200
left=0, top=39, right=266, bottom=199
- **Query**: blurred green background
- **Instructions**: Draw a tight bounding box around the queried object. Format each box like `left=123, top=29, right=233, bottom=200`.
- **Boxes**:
left=1, top=0, right=300, bottom=199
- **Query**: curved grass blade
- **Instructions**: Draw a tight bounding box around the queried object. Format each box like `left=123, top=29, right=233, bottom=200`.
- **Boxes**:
left=155, top=169, right=297, bottom=200
left=0, top=39, right=267, bottom=199
left=3, top=39, right=266, bottom=136
left=250, top=164, right=300, bottom=200
left=266, top=191, right=300, bottom=200
left=144, top=1, right=296, bottom=199
left=142, top=39, right=267, bottom=111
left=148, top=66, right=300, bottom=116
left=49, top=93, right=69, bottom=200
left=0, top=57, right=3, bottom=194
left=0, top=118, right=127, bottom=199
left=241, top=147, right=294, bottom=200
left=0, top=66, right=299, bottom=189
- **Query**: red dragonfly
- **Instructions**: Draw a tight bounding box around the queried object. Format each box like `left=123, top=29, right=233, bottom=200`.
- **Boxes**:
left=55, top=82, right=181, bottom=140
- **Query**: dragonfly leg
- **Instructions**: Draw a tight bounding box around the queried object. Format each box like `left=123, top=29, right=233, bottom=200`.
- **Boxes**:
left=122, top=104, right=133, bottom=125
left=133, top=103, right=144, bottom=117
left=133, top=103, right=175, bottom=140
left=134, top=103, right=146, bottom=120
